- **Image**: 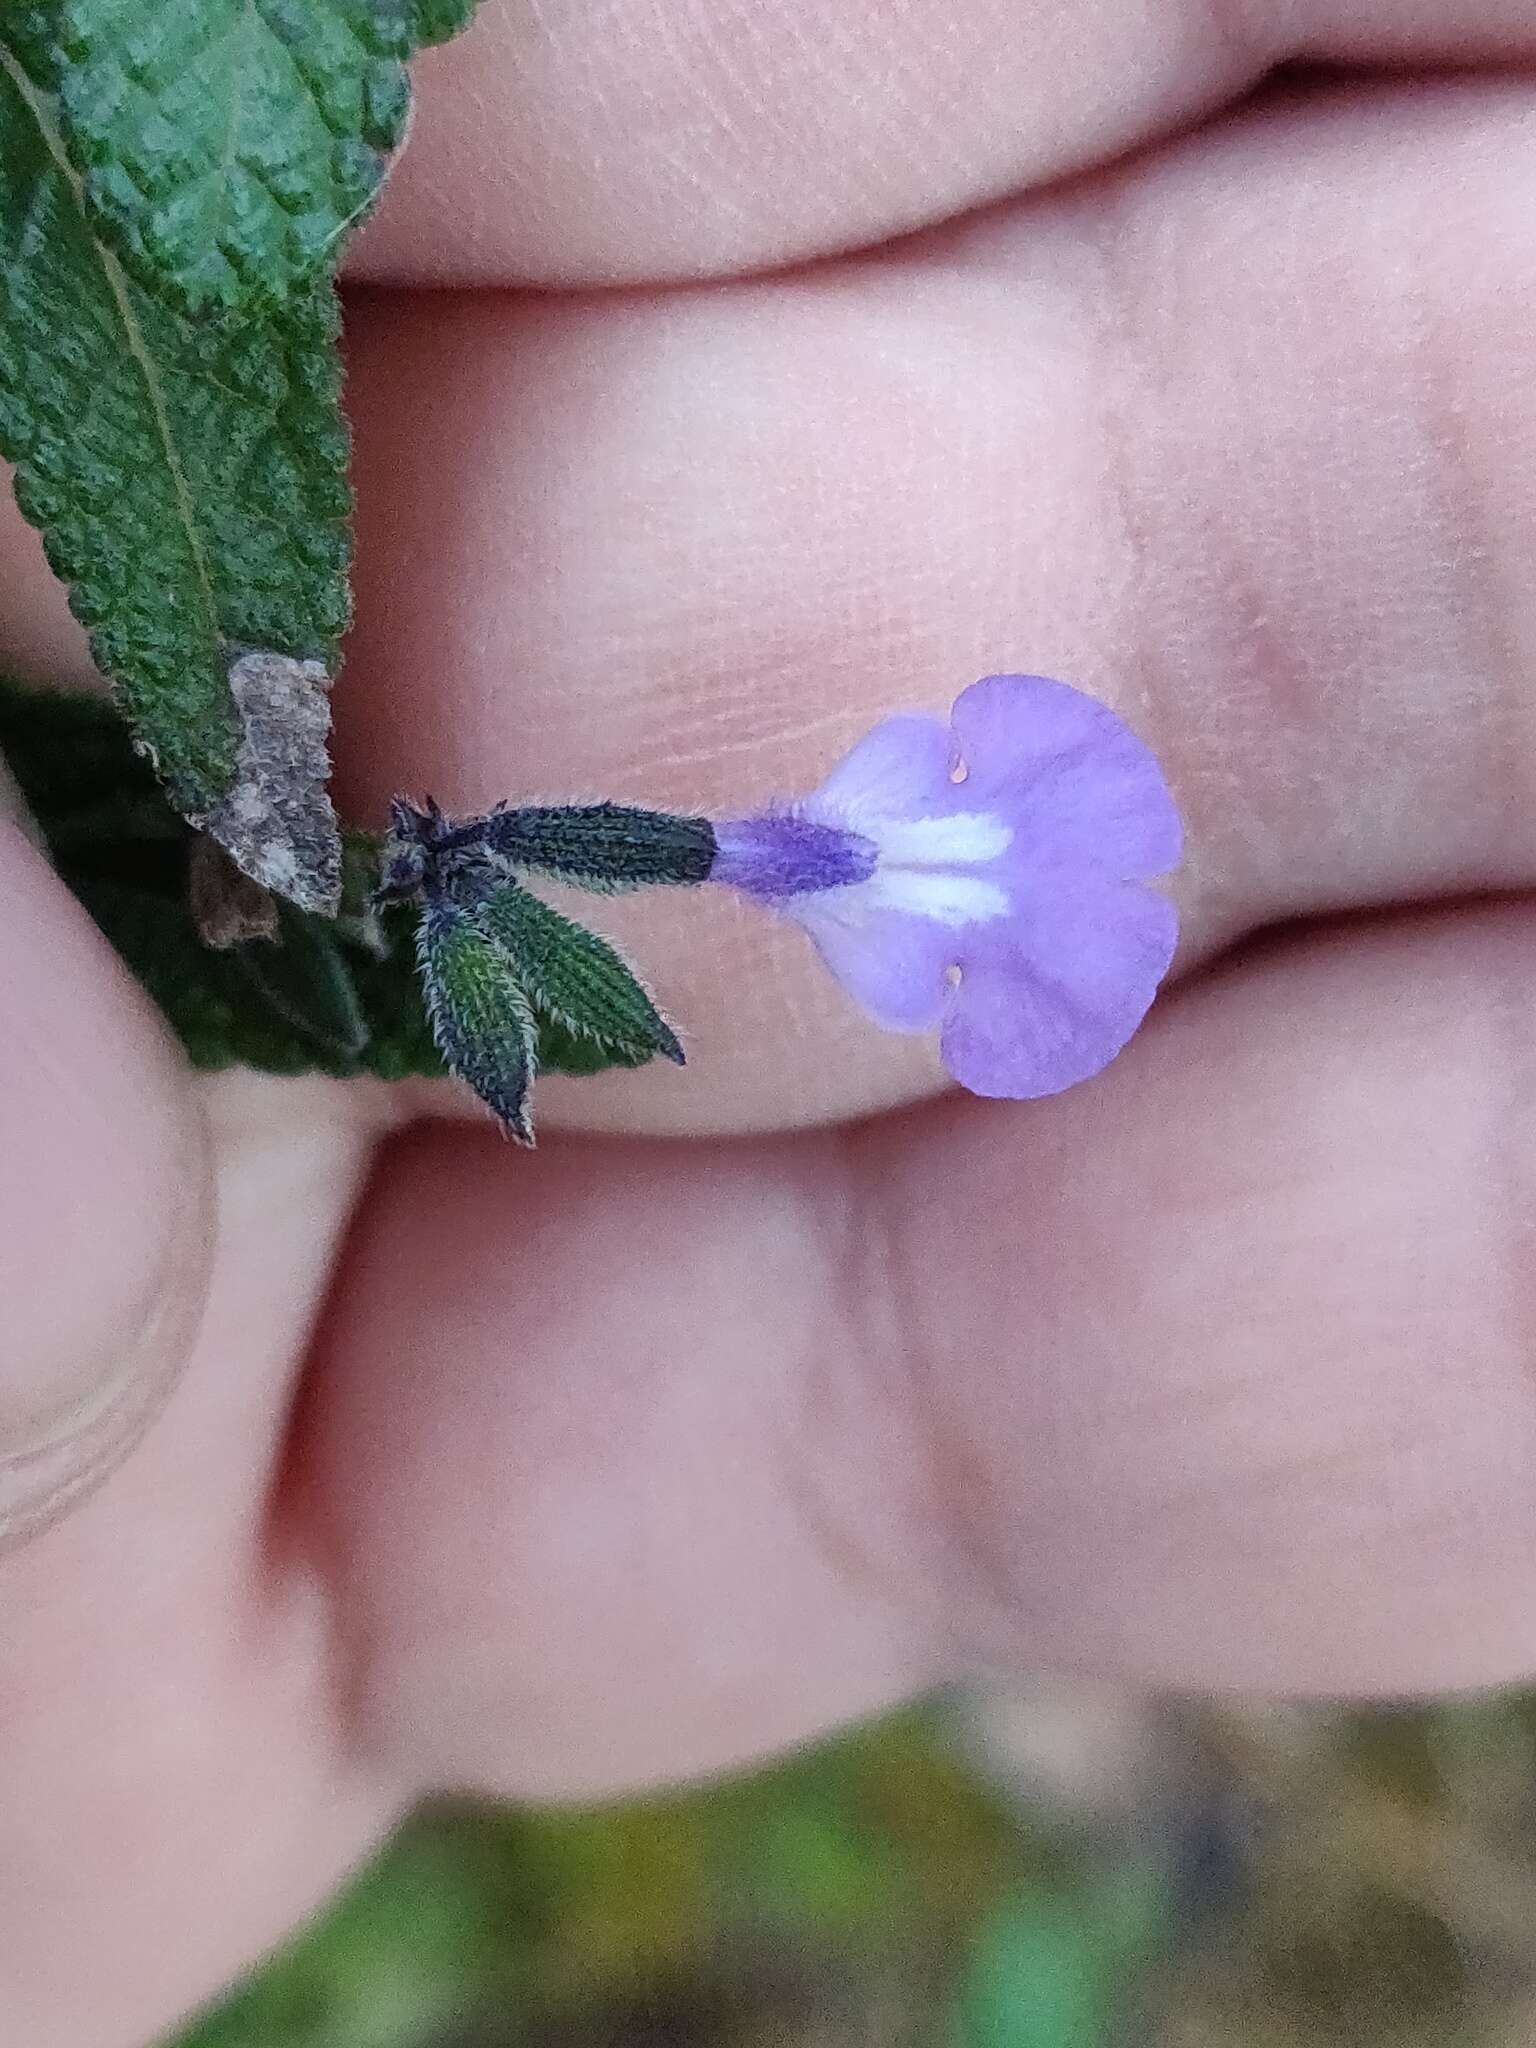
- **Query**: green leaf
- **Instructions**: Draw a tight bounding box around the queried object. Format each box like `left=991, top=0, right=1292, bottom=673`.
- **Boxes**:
left=0, top=678, right=653, bottom=1091
left=37, top=0, right=477, bottom=313
left=469, top=877, right=685, bottom=1065
left=230, top=907, right=370, bottom=1058
left=531, top=1014, right=654, bottom=1078
left=0, top=44, right=350, bottom=902
left=949, top=1868, right=1165, bottom=2048
left=407, top=0, right=478, bottom=43
left=418, top=898, right=539, bottom=1141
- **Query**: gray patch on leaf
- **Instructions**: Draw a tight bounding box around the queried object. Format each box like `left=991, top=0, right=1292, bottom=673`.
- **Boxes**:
left=188, top=832, right=280, bottom=948
left=202, top=648, right=342, bottom=916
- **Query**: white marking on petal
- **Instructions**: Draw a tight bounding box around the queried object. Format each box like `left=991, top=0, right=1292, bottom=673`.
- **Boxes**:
left=866, top=810, right=1012, bottom=867
left=866, top=868, right=1011, bottom=925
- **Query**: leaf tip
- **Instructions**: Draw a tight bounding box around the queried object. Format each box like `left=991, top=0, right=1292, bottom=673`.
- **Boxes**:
left=503, top=1106, right=538, bottom=1148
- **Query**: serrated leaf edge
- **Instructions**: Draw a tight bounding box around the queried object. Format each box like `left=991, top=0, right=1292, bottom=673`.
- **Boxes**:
left=416, top=900, right=539, bottom=1143
left=464, top=877, right=686, bottom=1066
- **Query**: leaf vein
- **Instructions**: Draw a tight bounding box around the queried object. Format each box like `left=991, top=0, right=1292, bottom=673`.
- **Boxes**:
left=0, top=45, right=218, bottom=630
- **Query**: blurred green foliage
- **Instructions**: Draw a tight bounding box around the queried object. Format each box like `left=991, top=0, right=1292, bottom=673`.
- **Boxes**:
left=170, top=1704, right=1163, bottom=2048
left=171, top=1693, right=1536, bottom=2048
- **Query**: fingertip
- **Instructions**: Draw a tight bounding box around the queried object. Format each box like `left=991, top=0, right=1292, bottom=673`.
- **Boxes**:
left=0, top=822, right=209, bottom=1543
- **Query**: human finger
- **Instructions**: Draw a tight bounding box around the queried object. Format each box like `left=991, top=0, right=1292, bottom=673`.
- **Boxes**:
left=307, top=903, right=1536, bottom=1805
left=0, top=1074, right=396, bottom=2048
left=0, top=816, right=207, bottom=1543
left=352, top=0, right=1536, bottom=285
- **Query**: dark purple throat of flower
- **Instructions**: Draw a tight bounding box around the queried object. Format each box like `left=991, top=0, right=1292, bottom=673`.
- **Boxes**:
left=380, top=675, right=1184, bottom=1138
left=709, top=813, right=877, bottom=899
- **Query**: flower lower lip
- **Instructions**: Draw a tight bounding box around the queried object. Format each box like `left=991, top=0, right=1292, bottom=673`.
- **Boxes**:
left=703, top=675, right=1183, bottom=1099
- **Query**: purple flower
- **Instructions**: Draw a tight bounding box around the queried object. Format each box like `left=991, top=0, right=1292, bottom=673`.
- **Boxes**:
left=710, top=675, right=1182, bottom=1098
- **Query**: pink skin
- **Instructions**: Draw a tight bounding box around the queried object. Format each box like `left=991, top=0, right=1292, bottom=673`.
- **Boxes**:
left=1, top=5, right=1536, bottom=2038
